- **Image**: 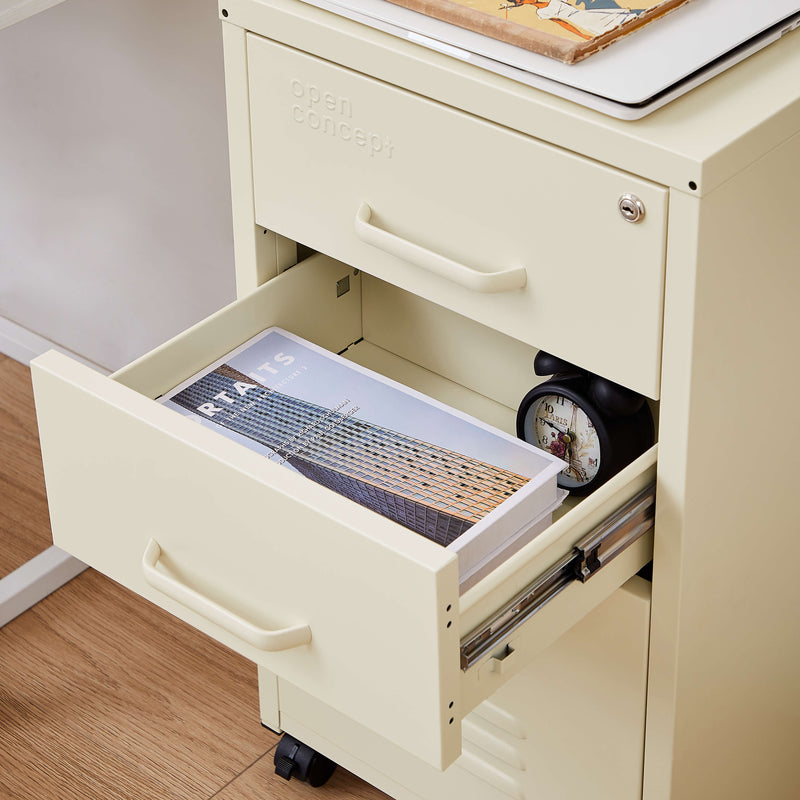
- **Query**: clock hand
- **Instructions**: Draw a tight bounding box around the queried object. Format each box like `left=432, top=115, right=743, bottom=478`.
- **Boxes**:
left=541, top=418, right=566, bottom=434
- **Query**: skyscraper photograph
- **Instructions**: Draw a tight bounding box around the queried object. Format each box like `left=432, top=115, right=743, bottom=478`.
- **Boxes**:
left=169, top=362, right=530, bottom=547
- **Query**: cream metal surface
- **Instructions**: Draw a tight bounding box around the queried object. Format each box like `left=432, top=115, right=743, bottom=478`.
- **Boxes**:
left=246, top=32, right=669, bottom=399
left=459, top=483, right=655, bottom=669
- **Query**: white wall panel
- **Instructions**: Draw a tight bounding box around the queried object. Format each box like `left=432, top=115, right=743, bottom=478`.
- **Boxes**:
left=0, top=0, right=235, bottom=369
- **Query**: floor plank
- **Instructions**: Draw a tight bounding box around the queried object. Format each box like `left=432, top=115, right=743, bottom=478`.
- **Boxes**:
left=0, top=569, right=274, bottom=799
left=0, top=356, right=53, bottom=577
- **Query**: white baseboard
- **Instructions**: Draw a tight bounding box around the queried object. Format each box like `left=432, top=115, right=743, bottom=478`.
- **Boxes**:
left=0, top=316, right=105, bottom=370
left=0, top=317, right=94, bottom=622
left=0, top=546, right=87, bottom=628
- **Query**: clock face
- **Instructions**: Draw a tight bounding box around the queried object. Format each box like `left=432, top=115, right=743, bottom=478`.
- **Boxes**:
left=526, top=393, right=601, bottom=489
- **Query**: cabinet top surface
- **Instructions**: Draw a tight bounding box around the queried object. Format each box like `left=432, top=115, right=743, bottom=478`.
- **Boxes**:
left=222, top=0, right=800, bottom=194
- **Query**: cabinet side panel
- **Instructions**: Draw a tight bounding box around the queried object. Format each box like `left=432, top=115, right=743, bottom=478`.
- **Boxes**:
left=648, top=133, right=800, bottom=800
left=222, top=21, right=282, bottom=294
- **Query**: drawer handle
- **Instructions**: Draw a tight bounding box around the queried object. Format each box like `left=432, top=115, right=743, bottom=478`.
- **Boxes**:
left=355, top=202, right=527, bottom=293
left=142, top=539, right=312, bottom=651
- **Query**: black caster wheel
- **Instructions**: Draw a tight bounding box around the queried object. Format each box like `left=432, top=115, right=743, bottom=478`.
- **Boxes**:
left=274, top=733, right=337, bottom=788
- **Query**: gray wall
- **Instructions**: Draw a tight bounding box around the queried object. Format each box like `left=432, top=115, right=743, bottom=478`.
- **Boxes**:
left=0, top=0, right=235, bottom=370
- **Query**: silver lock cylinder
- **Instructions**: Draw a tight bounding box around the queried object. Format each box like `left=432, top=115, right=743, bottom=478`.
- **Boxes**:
left=618, top=193, right=646, bottom=223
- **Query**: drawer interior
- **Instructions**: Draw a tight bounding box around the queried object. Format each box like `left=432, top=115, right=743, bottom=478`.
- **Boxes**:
left=116, top=256, right=542, bottom=433
left=112, top=255, right=616, bottom=533
left=115, top=250, right=655, bottom=522
left=33, top=252, right=657, bottom=770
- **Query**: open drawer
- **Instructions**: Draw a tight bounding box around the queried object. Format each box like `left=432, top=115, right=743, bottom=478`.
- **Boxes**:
left=32, top=254, right=655, bottom=770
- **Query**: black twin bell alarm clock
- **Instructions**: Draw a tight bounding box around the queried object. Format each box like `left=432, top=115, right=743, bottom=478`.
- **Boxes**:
left=516, top=352, right=655, bottom=496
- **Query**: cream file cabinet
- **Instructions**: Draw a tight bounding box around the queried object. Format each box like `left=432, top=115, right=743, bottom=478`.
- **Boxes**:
left=31, top=0, right=800, bottom=798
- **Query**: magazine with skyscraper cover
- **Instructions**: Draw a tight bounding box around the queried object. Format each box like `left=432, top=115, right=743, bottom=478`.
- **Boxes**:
left=160, top=327, right=566, bottom=581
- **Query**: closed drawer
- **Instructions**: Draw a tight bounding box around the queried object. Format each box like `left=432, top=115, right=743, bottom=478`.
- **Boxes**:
left=457, top=577, right=651, bottom=800
left=247, top=34, right=668, bottom=399
left=274, top=577, right=651, bottom=800
left=32, top=254, right=655, bottom=771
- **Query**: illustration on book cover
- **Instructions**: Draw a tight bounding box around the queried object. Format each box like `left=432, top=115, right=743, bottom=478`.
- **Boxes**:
left=386, top=0, right=693, bottom=62
left=502, top=1, right=654, bottom=37
left=161, top=328, right=564, bottom=553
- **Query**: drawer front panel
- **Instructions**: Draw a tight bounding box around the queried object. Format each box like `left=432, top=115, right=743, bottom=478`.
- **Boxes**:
left=33, top=256, right=655, bottom=771
left=247, top=34, right=668, bottom=399
left=33, top=353, right=461, bottom=769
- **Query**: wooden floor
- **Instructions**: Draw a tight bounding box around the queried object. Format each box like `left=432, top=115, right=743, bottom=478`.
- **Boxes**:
left=0, top=356, right=53, bottom=578
left=0, top=355, right=388, bottom=800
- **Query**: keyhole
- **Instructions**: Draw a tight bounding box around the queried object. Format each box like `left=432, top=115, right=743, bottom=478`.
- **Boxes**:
left=618, top=193, right=645, bottom=223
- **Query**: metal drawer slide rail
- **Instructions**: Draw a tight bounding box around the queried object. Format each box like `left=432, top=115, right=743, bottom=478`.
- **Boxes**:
left=460, top=483, right=655, bottom=670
